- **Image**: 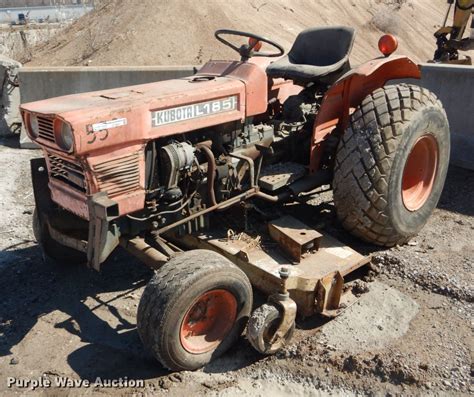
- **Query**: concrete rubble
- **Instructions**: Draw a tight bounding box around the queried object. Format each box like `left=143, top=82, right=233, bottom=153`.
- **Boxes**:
left=0, top=54, right=21, bottom=137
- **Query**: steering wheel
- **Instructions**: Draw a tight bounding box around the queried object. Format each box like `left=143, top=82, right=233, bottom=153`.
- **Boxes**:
left=215, top=29, right=284, bottom=61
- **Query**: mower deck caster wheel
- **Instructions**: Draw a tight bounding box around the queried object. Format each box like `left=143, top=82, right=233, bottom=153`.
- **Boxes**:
left=246, top=303, right=295, bottom=355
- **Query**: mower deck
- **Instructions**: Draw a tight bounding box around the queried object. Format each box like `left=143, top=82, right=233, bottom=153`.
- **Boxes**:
left=180, top=215, right=370, bottom=318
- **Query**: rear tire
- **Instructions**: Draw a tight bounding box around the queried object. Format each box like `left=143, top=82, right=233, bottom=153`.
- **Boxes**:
left=137, top=249, right=253, bottom=371
left=333, top=84, right=450, bottom=246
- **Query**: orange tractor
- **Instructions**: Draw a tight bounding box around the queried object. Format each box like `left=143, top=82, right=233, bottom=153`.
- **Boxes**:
left=21, top=27, right=450, bottom=370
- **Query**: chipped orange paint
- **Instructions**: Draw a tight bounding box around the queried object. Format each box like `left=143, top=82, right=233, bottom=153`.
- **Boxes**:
left=198, top=60, right=268, bottom=115
left=20, top=60, right=269, bottom=219
left=22, top=76, right=246, bottom=156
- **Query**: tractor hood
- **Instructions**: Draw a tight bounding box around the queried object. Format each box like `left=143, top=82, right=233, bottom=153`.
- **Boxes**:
left=21, top=60, right=268, bottom=156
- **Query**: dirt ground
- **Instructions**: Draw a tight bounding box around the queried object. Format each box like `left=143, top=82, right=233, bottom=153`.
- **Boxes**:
left=22, top=0, right=474, bottom=67
left=0, top=134, right=472, bottom=396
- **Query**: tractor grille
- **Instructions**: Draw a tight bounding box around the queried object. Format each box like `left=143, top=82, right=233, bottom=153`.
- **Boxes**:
left=47, top=154, right=86, bottom=193
left=37, top=116, right=56, bottom=143
left=93, top=152, right=141, bottom=197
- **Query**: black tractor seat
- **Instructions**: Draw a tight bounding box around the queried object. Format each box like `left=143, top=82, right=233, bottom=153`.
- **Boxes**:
left=266, top=26, right=356, bottom=86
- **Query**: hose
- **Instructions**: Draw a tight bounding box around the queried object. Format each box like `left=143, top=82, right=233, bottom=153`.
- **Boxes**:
left=196, top=143, right=218, bottom=207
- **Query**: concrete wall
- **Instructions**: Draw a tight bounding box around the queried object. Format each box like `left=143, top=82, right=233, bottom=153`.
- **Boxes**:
left=417, top=63, right=474, bottom=170
left=18, top=65, right=197, bottom=147
left=19, top=65, right=198, bottom=102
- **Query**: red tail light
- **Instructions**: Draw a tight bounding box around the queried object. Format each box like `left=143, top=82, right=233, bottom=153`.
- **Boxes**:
left=378, top=34, right=398, bottom=56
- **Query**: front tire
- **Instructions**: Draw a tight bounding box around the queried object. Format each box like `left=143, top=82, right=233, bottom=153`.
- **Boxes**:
left=33, top=208, right=87, bottom=265
left=137, top=249, right=253, bottom=371
left=333, top=84, right=450, bottom=246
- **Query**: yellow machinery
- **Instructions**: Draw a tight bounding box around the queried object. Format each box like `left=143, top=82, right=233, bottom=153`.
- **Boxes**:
left=434, top=0, right=474, bottom=63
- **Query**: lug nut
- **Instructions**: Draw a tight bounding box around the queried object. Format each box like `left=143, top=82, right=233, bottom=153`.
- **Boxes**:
left=279, top=267, right=290, bottom=280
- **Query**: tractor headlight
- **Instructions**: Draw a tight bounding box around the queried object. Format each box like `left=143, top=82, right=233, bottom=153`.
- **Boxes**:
left=29, top=114, right=39, bottom=139
left=55, top=121, right=74, bottom=153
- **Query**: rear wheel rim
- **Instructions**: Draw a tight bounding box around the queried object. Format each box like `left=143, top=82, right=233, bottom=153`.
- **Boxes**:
left=180, top=289, right=237, bottom=354
left=402, top=134, right=439, bottom=211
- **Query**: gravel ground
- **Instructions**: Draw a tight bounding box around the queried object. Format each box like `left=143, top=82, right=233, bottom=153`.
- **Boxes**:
left=0, top=135, right=472, bottom=396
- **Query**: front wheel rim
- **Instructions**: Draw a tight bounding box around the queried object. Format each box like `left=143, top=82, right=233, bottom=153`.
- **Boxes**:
left=402, top=134, right=439, bottom=211
left=180, top=289, right=237, bottom=354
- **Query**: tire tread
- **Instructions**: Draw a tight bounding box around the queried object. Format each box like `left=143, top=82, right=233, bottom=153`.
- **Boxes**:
left=333, top=84, right=446, bottom=246
left=137, top=249, right=251, bottom=370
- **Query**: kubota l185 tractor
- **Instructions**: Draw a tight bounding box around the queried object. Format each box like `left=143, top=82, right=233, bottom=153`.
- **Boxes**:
left=21, top=27, right=450, bottom=371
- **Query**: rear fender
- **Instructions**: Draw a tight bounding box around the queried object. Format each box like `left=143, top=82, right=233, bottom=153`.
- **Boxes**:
left=309, top=55, right=421, bottom=173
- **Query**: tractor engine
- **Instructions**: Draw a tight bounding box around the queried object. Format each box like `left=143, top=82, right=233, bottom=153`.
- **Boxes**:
left=140, top=122, right=275, bottom=234
left=139, top=87, right=320, bottom=235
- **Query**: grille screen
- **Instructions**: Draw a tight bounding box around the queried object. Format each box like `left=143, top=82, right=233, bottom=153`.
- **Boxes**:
left=93, top=152, right=141, bottom=197
left=48, top=154, right=86, bottom=193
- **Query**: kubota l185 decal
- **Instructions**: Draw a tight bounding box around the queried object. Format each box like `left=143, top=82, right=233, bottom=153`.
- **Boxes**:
left=151, top=95, right=238, bottom=127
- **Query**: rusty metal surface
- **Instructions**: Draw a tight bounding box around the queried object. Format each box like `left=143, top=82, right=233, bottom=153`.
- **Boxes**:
left=119, top=237, right=167, bottom=270
left=268, top=290, right=297, bottom=348
left=86, top=193, right=120, bottom=270
left=156, top=187, right=259, bottom=235
left=31, top=157, right=90, bottom=255
left=315, top=271, right=344, bottom=317
left=180, top=219, right=370, bottom=317
left=47, top=153, right=86, bottom=193
left=259, top=162, right=306, bottom=192
left=268, top=215, right=322, bottom=263
left=47, top=223, right=87, bottom=253
left=40, top=143, right=146, bottom=219
left=92, top=152, right=141, bottom=198
left=49, top=176, right=89, bottom=220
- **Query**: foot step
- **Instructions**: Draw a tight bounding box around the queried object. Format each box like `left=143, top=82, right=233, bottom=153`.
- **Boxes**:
left=259, top=162, right=306, bottom=191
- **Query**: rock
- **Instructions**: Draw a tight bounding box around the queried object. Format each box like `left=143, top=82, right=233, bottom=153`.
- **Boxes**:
left=352, top=280, right=370, bottom=296
left=419, top=363, right=429, bottom=371
left=443, top=380, right=452, bottom=387
left=202, top=381, right=213, bottom=389
left=9, top=357, right=19, bottom=365
left=170, top=373, right=182, bottom=382
left=158, top=378, right=172, bottom=390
